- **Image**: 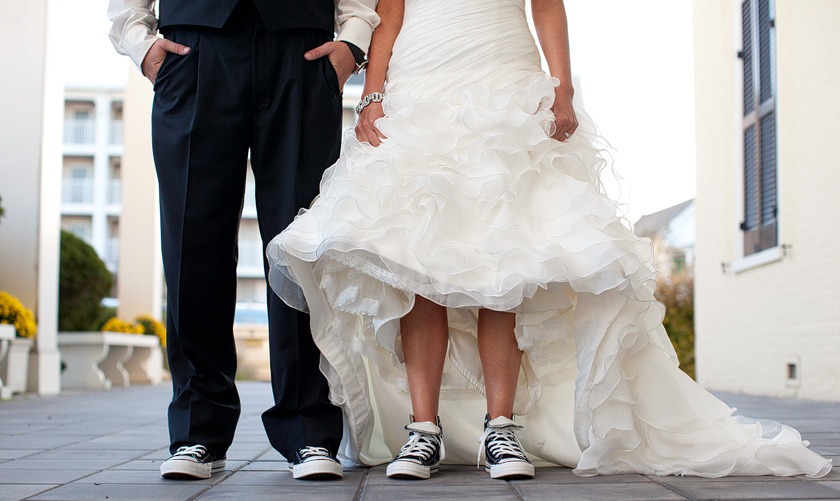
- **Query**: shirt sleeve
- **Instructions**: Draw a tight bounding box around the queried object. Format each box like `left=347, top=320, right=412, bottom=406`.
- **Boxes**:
left=107, top=0, right=160, bottom=74
left=334, top=0, right=380, bottom=54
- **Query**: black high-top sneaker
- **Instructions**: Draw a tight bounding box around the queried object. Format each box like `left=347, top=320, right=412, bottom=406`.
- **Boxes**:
left=160, top=444, right=226, bottom=479
left=386, top=417, right=445, bottom=479
left=291, top=446, right=343, bottom=480
left=479, top=415, right=535, bottom=480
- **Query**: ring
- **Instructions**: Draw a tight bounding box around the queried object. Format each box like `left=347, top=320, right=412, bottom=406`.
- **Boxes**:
left=564, top=132, right=571, bottom=138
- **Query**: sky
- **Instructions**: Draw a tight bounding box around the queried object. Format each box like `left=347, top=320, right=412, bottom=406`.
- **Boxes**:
left=57, top=0, right=697, bottom=222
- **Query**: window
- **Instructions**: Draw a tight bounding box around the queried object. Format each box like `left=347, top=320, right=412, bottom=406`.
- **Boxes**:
left=739, top=0, right=777, bottom=256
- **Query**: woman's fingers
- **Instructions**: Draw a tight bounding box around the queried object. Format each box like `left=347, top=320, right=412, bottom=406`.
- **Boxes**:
left=355, top=104, right=388, bottom=147
left=552, top=111, right=578, bottom=141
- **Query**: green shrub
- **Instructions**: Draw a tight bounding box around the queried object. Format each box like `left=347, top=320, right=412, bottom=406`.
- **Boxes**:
left=655, top=272, right=695, bottom=380
left=59, top=230, right=114, bottom=331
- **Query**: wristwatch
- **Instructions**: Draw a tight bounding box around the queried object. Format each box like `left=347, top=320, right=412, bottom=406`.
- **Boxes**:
left=342, top=41, right=368, bottom=75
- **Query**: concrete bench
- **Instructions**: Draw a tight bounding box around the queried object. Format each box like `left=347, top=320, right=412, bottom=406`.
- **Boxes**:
left=0, top=324, right=33, bottom=396
left=0, top=324, right=15, bottom=399
left=57, top=332, right=164, bottom=390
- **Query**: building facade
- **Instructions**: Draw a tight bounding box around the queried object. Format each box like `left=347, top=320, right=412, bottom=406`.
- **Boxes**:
left=61, top=87, right=124, bottom=280
left=693, top=0, right=840, bottom=401
left=634, top=199, right=695, bottom=281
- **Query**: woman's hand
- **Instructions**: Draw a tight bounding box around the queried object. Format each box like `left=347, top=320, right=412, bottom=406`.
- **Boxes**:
left=355, top=102, right=388, bottom=147
left=551, top=87, right=578, bottom=141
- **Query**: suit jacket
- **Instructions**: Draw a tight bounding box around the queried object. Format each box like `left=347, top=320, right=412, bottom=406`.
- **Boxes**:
left=159, top=0, right=334, bottom=33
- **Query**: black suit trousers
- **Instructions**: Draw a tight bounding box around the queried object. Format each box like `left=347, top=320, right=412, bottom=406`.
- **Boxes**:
left=151, top=2, right=344, bottom=459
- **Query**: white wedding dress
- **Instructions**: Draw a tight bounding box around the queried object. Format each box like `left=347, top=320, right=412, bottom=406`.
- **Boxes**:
left=266, top=0, right=831, bottom=477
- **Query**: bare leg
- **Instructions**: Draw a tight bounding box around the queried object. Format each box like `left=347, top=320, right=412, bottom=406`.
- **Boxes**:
left=400, top=295, right=449, bottom=422
left=477, top=309, right=521, bottom=420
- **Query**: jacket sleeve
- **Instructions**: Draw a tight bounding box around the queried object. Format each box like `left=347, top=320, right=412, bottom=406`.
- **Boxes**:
left=335, top=0, right=380, bottom=54
left=107, top=0, right=160, bottom=73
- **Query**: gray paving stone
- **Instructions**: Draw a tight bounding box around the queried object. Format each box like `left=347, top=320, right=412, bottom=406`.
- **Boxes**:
left=0, top=459, right=126, bottom=471
left=512, top=482, right=686, bottom=501
left=220, top=469, right=365, bottom=486
left=254, top=449, right=286, bottom=461
left=0, top=451, right=39, bottom=461
left=109, top=459, right=248, bottom=472
left=76, top=469, right=222, bottom=485
left=222, top=446, right=271, bottom=461
left=237, top=460, right=288, bottom=471
left=364, top=465, right=496, bottom=486
left=817, top=481, right=840, bottom=493
left=0, top=469, right=92, bottom=485
left=662, top=479, right=840, bottom=500
left=362, top=484, right=519, bottom=501
left=57, top=436, right=166, bottom=451
left=196, top=484, right=360, bottom=501
left=26, top=483, right=209, bottom=501
left=0, top=484, right=58, bottom=501
left=28, top=449, right=146, bottom=461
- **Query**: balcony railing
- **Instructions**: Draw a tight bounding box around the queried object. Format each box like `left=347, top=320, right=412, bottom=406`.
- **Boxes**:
left=110, top=121, right=123, bottom=145
left=62, top=178, right=94, bottom=204
left=64, top=119, right=96, bottom=145
left=108, top=179, right=122, bottom=205
left=237, top=241, right=264, bottom=269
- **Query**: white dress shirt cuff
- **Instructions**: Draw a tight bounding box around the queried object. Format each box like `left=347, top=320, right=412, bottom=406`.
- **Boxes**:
left=107, top=9, right=160, bottom=74
left=336, top=16, right=374, bottom=54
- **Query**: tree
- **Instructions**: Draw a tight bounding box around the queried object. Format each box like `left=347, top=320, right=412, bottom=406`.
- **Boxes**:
left=655, top=272, right=695, bottom=379
left=59, top=230, right=114, bottom=331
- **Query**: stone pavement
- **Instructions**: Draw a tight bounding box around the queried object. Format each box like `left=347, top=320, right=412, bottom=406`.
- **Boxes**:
left=0, top=382, right=836, bottom=501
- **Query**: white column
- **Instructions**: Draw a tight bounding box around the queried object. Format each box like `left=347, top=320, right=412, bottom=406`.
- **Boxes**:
left=117, top=70, right=164, bottom=321
left=0, top=0, right=62, bottom=394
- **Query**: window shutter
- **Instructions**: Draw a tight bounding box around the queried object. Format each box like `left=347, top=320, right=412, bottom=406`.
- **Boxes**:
left=741, top=0, right=777, bottom=256
left=758, top=0, right=774, bottom=104
left=743, top=125, right=758, bottom=230
left=741, top=1, right=755, bottom=115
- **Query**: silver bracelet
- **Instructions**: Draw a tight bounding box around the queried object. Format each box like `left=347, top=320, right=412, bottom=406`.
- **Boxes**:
left=356, top=92, right=384, bottom=114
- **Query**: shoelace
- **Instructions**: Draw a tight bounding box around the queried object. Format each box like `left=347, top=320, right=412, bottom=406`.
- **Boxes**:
left=173, top=445, right=208, bottom=459
left=397, top=431, right=443, bottom=462
left=298, top=446, right=332, bottom=460
left=477, top=425, right=527, bottom=467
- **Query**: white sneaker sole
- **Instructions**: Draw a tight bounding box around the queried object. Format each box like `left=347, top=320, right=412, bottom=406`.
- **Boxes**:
left=160, top=458, right=225, bottom=480
left=386, top=460, right=439, bottom=480
left=486, top=461, right=534, bottom=480
left=292, top=458, right=343, bottom=480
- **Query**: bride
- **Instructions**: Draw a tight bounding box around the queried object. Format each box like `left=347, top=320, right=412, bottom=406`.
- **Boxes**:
left=267, top=0, right=831, bottom=481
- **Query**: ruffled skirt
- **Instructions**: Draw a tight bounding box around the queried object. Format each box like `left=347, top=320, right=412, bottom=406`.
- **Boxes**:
left=266, top=0, right=831, bottom=477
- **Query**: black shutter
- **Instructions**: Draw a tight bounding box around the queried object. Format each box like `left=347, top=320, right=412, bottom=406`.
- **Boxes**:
left=742, top=1, right=755, bottom=115
left=743, top=125, right=758, bottom=230
left=741, top=0, right=777, bottom=256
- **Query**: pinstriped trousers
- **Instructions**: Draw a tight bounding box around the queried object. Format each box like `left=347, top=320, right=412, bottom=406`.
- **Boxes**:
left=151, top=1, right=344, bottom=459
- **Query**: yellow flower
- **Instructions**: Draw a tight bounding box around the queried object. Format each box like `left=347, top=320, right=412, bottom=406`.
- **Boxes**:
left=101, top=317, right=143, bottom=335
left=135, top=315, right=166, bottom=348
left=0, top=291, right=37, bottom=338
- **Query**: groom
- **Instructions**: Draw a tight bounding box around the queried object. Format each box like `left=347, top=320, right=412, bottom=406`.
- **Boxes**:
left=108, top=0, right=378, bottom=480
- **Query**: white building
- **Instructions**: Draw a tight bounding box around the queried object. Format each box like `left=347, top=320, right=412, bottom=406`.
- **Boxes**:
left=61, top=87, right=124, bottom=278
left=634, top=199, right=695, bottom=280
left=693, top=0, right=840, bottom=401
